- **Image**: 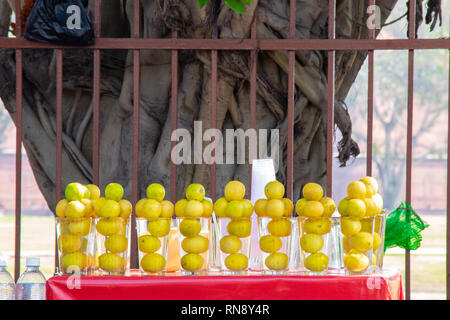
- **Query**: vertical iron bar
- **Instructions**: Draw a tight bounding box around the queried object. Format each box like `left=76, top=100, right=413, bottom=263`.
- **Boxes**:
left=249, top=12, right=257, bottom=197
left=210, top=49, right=218, bottom=202
left=286, top=0, right=296, bottom=200
left=405, top=0, right=416, bottom=300
left=327, top=0, right=336, bottom=197
left=447, top=49, right=450, bottom=300
left=14, top=0, right=22, bottom=282
left=367, top=0, right=375, bottom=176
left=170, top=30, right=178, bottom=204
left=93, top=0, right=101, bottom=186
left=131, top=0, right=140, bottom=269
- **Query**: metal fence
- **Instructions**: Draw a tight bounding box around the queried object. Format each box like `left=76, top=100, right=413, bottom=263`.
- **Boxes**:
left=0, top=0, right=449, bottom=301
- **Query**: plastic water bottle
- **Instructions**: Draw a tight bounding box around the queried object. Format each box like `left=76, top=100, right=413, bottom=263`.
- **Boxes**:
left=0, top=260, right=15, bottom=300
left=15, top=258, right=46, bottom=300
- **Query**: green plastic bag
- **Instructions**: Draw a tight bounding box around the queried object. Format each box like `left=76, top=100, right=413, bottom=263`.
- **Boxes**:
left=384, top=201, right=429, bottom=252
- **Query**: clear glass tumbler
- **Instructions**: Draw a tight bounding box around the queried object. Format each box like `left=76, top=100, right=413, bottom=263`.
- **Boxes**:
left=56, top=217, right=96, bottom=275
left=95, top=217, right=130, bottom=275
left=177, top=217, right=211, bottom=275
left=136, top=217, right=171, bottom=275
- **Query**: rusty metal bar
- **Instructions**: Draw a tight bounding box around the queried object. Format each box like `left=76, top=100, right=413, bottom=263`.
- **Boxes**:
left=248, top=12, right=257, bottom=197
left=405, top=0, right=416, bottom=301
left=326, top=0, right=336, bottom=197
left=92, top=0, right=101, bottom=186
left=447, top=49, right=450, bottom=300
left=130, top=0, right=140, bottom=269
left=210, top=48, right=218, bottom=202
left=0, top=38, right=448, bottom=51
left=170, top=30, right=178, bottom=204
left=286, top=0, right=296, bottom=200
left=14, top=0, right=22, bottom=282
left=367, top=0, right=375, bottom=176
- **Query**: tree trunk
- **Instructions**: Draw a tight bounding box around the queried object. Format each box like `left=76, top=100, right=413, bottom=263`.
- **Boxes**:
left=0, top=0, right=400, bottom=212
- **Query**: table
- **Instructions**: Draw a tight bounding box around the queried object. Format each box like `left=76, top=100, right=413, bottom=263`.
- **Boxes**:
left=46, top=269, right=403, bottom=300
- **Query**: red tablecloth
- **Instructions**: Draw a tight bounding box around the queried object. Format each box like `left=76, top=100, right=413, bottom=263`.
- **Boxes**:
left=46, top=269, right=403, bottom=300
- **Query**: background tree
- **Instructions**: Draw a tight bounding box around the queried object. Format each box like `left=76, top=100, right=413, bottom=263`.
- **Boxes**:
left=0, top=0, right=441, bottom=211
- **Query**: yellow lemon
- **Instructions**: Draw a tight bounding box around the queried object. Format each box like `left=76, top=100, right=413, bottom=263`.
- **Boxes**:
left=302, top=218, right=331, bottom=235
left=295, top=198, right=307, bottom=216
left=56, top=199, right=68, bottom=218
left=282, top=198, right=294, bottom=217
left=135, top=199, right=148, bottom=218
left=360, top=176, right=379, bottom=194
left=138, top=235, right=161, bottom=253
left=265, top=199, right=285, bottom=218
left=185, top=183, right=205, bottom=201
left=304, top=253, right=328, bottom=272
left=254, top=199, right=268, bottom=217
left=86, top=184, right=101, bottom=201
left=267, top=219, right=291, bottom=237
left=62, top=252, right=87, bottom=272
left=264, top=181, right=285, bottom=200
left=104, top=234, right=128, bottom=253
left=141, top=253, right=166, bottom=273
left=364, top=198, right=379, bottom=216
left=142, top=199, right=162, bottom=221
left=94, top=197, right=106, bottom=216
left=224, top=253, right=248, bottom=271
left=96, top=217, right=122, bottom=236
left=81, top=199, right=94, bottom=217
left=182, top=235, right=209, bottom=254
left=340, top=217, right=362, bottom=236
left=302, top=183, right=323, bottom=201
left=372, top=254, right=377, bottom=266
left=65, top=183, right=89, bottom=202
left=100, top=200, right=121, bottom=218
left=240, top=199, right=253, bottom=217
left=118, top=199, right=132, bottom=218
left=372, top=194, right=384, bottom=213
left=65, top=201, right=86, bottom=218
left=225, top=200, right=244, bottom=218
left=179, top=218, right=202, bottom=237
left=351, top=232, right=373, bottom=252
left=160, top=200, right=174, bottom=218
left=220, top=235, right=242, bottom=254
left=59, top=220, right=71, bottom=235
left=148, top=218, right=171, bottom=237
left=320, top=197, right=336, bottom=217
left=347, top=181, right=367, bottom=200
left=68, top=218, right=91, bottom=236
left=213, top=198, right=228, bottom=218
left=225, top=181, right=246, bottom=201
left=181, top=253, right=204, bottom=271
left=303, top=201, right=324, bottom=218
left=265, top=252, right=288, bottom=271
left=337, top=198, right=350, bottom=216
left=300, top=233, right=324, bottom=253
left=347, top=199, right=366, bottom=218
left=99, top=253, right=125, bottom=272
left=146, top=183, right=165, bottom=202
left=344, top=249, right=369, bottom=272
left=360, top=218, right=375, bottom=233
left=184, top=200, right=204, bottom=218
left=342, top=235, right=352, bottom=253
left=105, top=183, right=124, bottom=202
left=175, top=199, right=188, bottom=217
left=201, top=200, right=214, bottom=217
left=227, top=219, right=252, bottom=238
left=58, top=234, right=82, bottom=253
left=373, top=232, right=381, bottom=250
left=259, top=235, right=282, bottom=253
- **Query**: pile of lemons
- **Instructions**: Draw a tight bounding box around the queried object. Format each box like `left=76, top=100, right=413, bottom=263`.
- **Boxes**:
left=338, top=176, right=384, bottom=272
left=175, top=183, right=212, bottom=272
left=214, top=181, right=254, bottom=272
left=92, top=183, right=132, bottom=273
left=135, top=183, right=173, bottom=273
left=56, top=182, right=101, bottom=273
left=296, top=182, right=336, bottom=273
left=255, top=181, right=293, bottom=272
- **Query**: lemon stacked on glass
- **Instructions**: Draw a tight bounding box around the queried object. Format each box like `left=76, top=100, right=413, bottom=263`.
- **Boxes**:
left=175, top=183, right=212, bottom=274
left=214, top=181, right=253, bottom=274
left=94, top=183, right=132, bottom=275
left=296, top=183, right=336, bottom=273
left=135, top=183, right=173, bottom=274
left=255, top=181, right=293, bottom=274
left=56, top=182, right=100, bottom=275
left=338, top=176, right=385, bottom=274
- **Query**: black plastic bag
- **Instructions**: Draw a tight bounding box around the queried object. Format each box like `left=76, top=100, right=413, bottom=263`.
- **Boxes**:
left=24, top=0, right=94, bottom=46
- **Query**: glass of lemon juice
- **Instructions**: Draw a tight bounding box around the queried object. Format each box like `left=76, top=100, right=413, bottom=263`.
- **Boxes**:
left=56, top=217, right=97, bottom=276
